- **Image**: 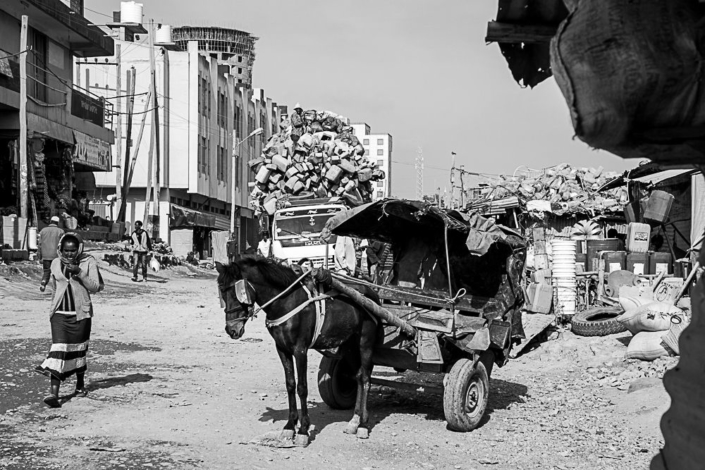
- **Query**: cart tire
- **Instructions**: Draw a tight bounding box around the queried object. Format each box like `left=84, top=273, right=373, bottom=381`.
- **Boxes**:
left=443, top=358, right=489, bottom=432
left=318, top=357, right=357, bottom=410
left=571, top=306, right=626, bottom=337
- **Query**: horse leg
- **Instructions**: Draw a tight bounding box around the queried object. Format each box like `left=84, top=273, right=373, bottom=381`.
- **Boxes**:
left=293, top=349, right=310, bottom=447
left=344, top=346, right=363, bottom=435
left=355, top=320, right=376, bottom=439
left=276, top=346, right=297, bottom=441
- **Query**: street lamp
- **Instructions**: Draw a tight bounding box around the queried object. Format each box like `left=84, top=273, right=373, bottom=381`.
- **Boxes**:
left=230, top=127, right=264, bottom=236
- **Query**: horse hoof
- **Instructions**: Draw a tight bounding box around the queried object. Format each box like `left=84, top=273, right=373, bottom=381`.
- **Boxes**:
left=343, top=423, right=359, bottom=435
left=294, top=434, right=309, bottom=447
left=280, top=429, right=295, bottom=441
left=356, top=427, right=369, bottom=439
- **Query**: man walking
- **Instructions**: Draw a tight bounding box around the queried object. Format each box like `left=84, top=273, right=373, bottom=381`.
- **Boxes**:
left=130, top=221, right=152, bottom=282
left=38, top=216, right=64, bottom=292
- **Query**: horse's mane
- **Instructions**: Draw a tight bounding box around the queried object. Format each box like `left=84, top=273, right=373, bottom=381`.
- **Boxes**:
left=237, top=255, right=300, bottom=289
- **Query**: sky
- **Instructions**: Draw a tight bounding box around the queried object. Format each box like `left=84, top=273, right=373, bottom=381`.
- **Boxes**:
left=86, top=0, right=636, bottom=199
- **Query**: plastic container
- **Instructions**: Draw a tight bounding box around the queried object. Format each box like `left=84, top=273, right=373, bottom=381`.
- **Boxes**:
left=627, top=253, right=649, bottom=275
left=28, top=227, right=37, bottom=251
left=527, top=283, right=553, bottom=314
left=602, top=251, right=627, bottom=273
left=650, top=252, right=672, bottom=275
left=155, top=24, right=172, bottom=44
left=643, top=190, right=675, bottom=223
left=626, top=222, right=650, bottom=253
left=586, top=239, right=623, bottom=271
left=120, top=1, right=143, bottom=24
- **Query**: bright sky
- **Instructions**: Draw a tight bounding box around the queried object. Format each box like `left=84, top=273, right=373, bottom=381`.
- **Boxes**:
left=86, top=0, right=636, bottom=199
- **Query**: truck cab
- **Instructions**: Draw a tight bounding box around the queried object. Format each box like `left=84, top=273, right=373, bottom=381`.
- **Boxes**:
left=270, top=198, right=347, bottom=267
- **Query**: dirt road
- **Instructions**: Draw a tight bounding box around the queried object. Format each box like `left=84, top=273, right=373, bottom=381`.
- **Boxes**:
left=0, top=253, right=669, bottom=469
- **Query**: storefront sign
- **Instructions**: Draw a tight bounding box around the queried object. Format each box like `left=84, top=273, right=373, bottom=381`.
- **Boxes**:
left=73, top=131, right=111, bottom=171
left=71, top=90, right=104, bottom=127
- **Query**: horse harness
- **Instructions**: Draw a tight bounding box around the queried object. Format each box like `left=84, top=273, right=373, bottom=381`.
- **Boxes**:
left=222, top=274, right=376, bottom=349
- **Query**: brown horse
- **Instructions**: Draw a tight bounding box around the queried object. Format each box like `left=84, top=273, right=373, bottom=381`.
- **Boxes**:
left=216, top=256, right=380, bottom=446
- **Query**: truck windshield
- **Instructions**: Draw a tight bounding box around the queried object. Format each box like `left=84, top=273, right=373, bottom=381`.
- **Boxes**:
left=274, top=209, right=342, bottom=240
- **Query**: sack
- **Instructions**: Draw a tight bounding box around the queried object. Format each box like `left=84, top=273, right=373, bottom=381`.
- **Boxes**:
left=617, top=302, right=681, bottom=334
left=551, top=0, right=705, bottom=162
left=150, top=257, right=161, bottom=273
left=618, top=295, right=653, bottom=312
left=626, top=331, right=672, bottom=361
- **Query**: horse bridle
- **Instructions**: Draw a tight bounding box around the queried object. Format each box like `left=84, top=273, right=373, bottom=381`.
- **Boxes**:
left=220, top=278, right=256, bottom=324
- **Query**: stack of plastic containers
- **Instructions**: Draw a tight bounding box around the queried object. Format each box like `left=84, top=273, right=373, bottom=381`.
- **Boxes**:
left=551, top=239, right=577, bottom=316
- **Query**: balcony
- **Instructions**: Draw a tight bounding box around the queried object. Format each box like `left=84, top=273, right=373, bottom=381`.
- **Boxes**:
left=2, top=0, right=113, bottom=57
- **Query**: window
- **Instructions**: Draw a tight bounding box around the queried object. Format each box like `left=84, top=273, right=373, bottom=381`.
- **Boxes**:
left=377, top=149, right=384, bottom=156
left=234, top=154, right=240, bottom=191
left=377, top=159, right=384, bottom=167
left=377, top=139, right=384, bottom=145
left=237, top=56, right=243, bottom=63
left=363, top=139, right=369, bottom=145
left=377, top=181, right=384, bottom=188
left=377, top=191, right=384, bottom=199
left=238, top=67, right=243, bottom=74
left=234, top=104, right=242, bottom=140
left=28, top=29, right=48, bottom=102
left=364, top=149, right=369, bottom=156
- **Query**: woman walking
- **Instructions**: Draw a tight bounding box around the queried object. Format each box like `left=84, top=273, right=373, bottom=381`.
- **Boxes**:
left=35, top=232, right=102, bottom=408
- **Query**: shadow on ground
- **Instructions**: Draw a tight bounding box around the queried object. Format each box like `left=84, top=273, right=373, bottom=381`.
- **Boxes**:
left=257, top=375, right=528, bottom=438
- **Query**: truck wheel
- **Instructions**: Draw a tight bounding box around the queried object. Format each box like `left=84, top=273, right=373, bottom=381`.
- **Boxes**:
left=571, top=306, right=626, bottom=337
left=443, top=358, right=489, bottom=432
left=318, top=357, right=357, bottom=410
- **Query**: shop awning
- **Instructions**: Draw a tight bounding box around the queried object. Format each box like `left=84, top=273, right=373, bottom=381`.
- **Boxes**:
left=169, top=204, right=216, bottom=229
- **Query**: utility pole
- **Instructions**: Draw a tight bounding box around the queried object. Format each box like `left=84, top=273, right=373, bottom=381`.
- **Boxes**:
left=152, top=86, right=161, bottom=240
left=117, top=67, right=136, bottom=223
left=114, top=44, right=122, bottom=217
left=143, top=19, right=157, bottom=228
left=125, top=91, right=152, bottom=191
left=450, top=152, right=457, bottom=209
left=415, top=145, right=424, bottom=201
left=19, top=16, right=28, bottom=221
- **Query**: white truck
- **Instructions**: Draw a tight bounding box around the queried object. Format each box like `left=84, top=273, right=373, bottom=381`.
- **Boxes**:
left=269, top=198, right=347, bottom=267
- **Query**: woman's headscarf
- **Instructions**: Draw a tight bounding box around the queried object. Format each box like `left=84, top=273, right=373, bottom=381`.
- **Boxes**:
left=57, top=232, right=88, bottom=266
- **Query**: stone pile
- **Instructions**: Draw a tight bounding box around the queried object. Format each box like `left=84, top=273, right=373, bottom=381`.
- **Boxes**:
left=249, top=106, right=385, bottom=216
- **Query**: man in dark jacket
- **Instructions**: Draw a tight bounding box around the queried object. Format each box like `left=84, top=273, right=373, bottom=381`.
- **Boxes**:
left=366, top=239, right=386, bottom=282
left=131, top=221, right=152, bottom=282
left=38, top=216, right=64, bottom=292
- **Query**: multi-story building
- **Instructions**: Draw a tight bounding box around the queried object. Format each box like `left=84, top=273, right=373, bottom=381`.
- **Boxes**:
left=76, top=25, right=281, bottom=258
left=351, top=123, right=393, bottom=200
left=0, top=0, right=114, bottom=225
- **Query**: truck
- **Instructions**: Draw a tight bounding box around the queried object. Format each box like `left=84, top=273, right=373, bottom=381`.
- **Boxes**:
left=269, top=197, right=347, bottom=267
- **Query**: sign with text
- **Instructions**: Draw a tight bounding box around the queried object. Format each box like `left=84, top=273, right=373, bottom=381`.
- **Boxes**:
left=73, top=130, right=111, bottom=172
left=71, top=89, right=104, bottom=127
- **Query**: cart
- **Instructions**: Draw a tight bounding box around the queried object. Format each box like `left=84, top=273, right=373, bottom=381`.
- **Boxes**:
left=316, top=200, right=527, bottom=431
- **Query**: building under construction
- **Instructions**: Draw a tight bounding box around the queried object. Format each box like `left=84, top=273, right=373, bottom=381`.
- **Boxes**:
left=172, top=26, right=257, bottom=87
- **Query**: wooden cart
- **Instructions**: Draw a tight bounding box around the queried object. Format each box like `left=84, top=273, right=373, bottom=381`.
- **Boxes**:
left=316, top=200, right=525, bottom=432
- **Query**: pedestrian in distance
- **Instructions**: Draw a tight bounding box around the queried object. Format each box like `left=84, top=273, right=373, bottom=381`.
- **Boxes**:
left=38, top=216, right=64, bottom=292
left=366, top=239, right=385, bottom=282
left=35, top=232, right=103, bottom=408
left=130, top=220, right=152, bottom=282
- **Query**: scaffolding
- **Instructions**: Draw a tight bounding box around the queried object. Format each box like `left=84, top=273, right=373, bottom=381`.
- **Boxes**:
left=172, top=26, right=258, bottom=86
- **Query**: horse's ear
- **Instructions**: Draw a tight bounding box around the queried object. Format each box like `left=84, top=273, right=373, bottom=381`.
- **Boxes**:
left=215, top=262, right=225, bottom=274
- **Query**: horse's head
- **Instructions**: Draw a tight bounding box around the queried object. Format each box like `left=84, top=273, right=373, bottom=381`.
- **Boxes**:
left=215, top=261, right=257, bottom=340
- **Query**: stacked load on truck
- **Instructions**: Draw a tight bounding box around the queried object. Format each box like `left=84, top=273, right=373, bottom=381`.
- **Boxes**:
left=249, top=104, right=386, bottom=216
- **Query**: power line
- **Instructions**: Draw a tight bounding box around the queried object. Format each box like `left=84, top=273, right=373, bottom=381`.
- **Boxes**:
left=84, top=6, right=113, bottom=19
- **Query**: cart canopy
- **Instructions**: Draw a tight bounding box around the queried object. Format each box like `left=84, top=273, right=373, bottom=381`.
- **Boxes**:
left=322, top=199, right=527, bottom=338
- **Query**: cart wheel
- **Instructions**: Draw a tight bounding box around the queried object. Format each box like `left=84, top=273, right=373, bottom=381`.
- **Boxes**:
left=318, top=357, right=357, bottom=410
left=443, top=358, right=489, bottom=432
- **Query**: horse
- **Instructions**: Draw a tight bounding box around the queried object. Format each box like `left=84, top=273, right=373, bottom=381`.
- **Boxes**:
left=215, top=256, right=381, bottom=446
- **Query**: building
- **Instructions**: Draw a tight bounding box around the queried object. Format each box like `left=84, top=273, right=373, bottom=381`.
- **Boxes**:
left=75, top=24, right=281, bottom=258
left=0, top=0, right=115, bottom=226
left=351, top=123, right=393, bottom=200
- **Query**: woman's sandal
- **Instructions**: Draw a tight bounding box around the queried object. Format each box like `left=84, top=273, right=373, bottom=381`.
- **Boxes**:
left=43, top=395, right=61, bottom=408
left=74, top=388, right=88, bottom=397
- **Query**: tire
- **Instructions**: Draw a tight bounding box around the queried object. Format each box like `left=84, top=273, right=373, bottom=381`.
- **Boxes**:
left=571, top=306, right=626, bottom=337
left=443, top=358, right=489, bottom=432
left=317, top=357, right=357, bottom=410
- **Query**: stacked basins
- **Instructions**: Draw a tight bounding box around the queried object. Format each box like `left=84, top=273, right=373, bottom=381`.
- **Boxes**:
left=552, top=239, right=577, bottom=316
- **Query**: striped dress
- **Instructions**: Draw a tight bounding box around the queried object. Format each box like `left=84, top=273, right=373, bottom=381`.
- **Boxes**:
left=36, top=265, right=91, bottom=381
